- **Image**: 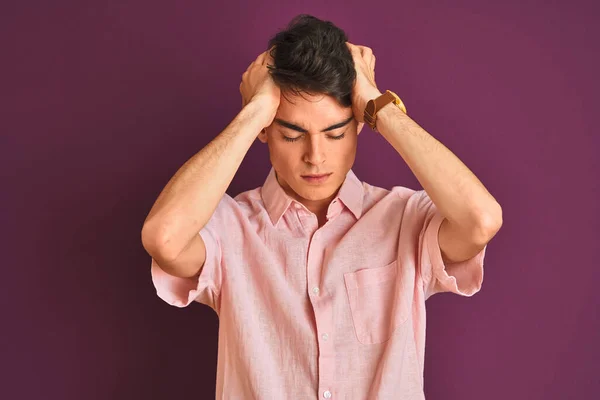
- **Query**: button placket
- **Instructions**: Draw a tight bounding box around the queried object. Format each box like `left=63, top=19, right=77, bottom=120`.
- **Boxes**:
left=308, top=233, right=321, bottom=301
left=307, top=227, right=334, bottom=397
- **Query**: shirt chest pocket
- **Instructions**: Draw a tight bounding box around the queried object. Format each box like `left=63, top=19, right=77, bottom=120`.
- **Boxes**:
left=343, top=260, right=410, bottom=345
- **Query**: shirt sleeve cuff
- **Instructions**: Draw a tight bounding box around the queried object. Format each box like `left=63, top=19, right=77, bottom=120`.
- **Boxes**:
left=150, top=228, right=221, bottom=312
left=424, top=212, right=486, bottom=298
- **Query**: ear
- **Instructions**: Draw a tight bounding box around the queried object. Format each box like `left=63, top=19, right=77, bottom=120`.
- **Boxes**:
left=257, top=128, right=268, bottom=143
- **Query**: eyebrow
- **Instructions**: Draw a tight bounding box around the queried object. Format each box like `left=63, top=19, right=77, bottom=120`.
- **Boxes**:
left=274, top=116, right=354, bottom=133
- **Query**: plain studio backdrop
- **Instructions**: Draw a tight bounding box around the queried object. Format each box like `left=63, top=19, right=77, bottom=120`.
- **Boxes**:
left=1, top=1, right=598, bottom=399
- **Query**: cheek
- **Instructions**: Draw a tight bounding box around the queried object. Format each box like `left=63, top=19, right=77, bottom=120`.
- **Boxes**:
left=269, top=141, right=291, bottom=157
left=268, top=141, right=299, bottom=170
left=336, top=136, right=358, bottom=155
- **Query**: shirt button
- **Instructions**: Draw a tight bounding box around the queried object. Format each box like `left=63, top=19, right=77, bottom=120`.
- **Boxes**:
left=322, top=333, right=329, bottom=341
left=312, top=287, right=320, bottom=295
left=323, top=390, right=332, bottom=398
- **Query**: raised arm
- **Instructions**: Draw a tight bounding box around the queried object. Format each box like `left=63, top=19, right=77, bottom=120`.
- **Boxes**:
left=141, top=49, right=280, bottom=278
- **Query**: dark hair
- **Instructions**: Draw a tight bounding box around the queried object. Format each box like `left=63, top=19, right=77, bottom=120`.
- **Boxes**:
left=266, top=14, right=355, bottom=108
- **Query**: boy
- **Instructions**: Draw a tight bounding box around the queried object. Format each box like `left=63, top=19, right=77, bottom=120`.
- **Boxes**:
left=142, top=14, right=502, bottom=400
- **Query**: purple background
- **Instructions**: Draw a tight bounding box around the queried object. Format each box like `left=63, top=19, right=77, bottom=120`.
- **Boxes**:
left=2, top=1, right=598, bottom=399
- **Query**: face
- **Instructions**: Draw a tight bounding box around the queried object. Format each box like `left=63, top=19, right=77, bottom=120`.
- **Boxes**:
left=258, top=91, right=364, bottom=215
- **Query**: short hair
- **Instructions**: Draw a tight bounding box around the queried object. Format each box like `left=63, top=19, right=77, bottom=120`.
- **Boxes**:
left=266, top=14, right=356, bottom=108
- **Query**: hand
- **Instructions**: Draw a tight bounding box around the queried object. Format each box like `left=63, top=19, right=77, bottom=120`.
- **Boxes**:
left=346, top=42, right=383, bottom=126
left=240, top=48, right=281, bottom=131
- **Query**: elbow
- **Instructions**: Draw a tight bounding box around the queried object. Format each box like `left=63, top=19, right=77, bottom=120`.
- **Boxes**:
left=476, top=205, right=503, bottom=243
left=141, top=223, right=179, bottom=262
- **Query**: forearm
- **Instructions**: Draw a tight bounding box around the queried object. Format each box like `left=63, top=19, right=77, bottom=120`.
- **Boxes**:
left=376, top=104, right=502, bottom=238
left=142, top=100, right=269, bottom=260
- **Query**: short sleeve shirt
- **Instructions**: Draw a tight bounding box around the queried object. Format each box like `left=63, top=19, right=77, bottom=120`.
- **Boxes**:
left=150, top=167, right=486, bottom=399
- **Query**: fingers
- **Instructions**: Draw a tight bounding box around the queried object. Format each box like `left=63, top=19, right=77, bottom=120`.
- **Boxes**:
left=265, top=46, right=275, bottom=65
left=347, top=42, right=376, bottom=70
left=346, top=41, right=357, bottom=52
left=347, top=42, right=372, bottom=57
left=359, top=46, right=375, bottom=76
left=255, top=51, right=266, bottom=65
left=358, top=45, right=373, bottom=60
left=240, top=47, right=277, bottom=110
left=371, top=54, right=376, bottom=77
left=256, top=46, right=275, bottom=66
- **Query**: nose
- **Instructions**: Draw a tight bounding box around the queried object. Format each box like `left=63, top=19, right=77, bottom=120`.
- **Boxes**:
left=303, top=135, right=326, bottom=166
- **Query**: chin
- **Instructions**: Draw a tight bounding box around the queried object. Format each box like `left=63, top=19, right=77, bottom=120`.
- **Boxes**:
left=296, top=186, right=334, bottom=201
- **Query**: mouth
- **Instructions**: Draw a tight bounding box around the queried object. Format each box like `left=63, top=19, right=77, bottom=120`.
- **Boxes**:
left=301, top=173, right=332, bottom=184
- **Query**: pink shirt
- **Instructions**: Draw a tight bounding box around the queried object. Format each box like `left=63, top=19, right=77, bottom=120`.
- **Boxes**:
left=151, top=167, right=486, bottom=399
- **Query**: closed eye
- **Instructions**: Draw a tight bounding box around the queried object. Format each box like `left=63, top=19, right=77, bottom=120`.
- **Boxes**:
left=282, top=132, right=346, bottom=142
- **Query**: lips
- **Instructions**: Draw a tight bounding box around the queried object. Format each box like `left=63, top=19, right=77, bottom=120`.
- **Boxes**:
left=301, top=173, right=332, bottom=184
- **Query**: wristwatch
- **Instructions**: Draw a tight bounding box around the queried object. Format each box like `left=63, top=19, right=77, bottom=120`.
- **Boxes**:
left=364, top=90, right=407, bottom=132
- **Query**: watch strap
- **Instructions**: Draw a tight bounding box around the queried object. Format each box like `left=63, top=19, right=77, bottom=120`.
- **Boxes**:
left=364, top=90, right=407, bottom=132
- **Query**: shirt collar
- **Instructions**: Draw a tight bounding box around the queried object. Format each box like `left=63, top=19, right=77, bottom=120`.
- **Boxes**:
left=261, top=167, right=364, bottom=227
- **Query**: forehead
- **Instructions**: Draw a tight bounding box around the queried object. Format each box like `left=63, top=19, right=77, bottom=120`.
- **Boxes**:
left=276, top=91, right=352, bottom=126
